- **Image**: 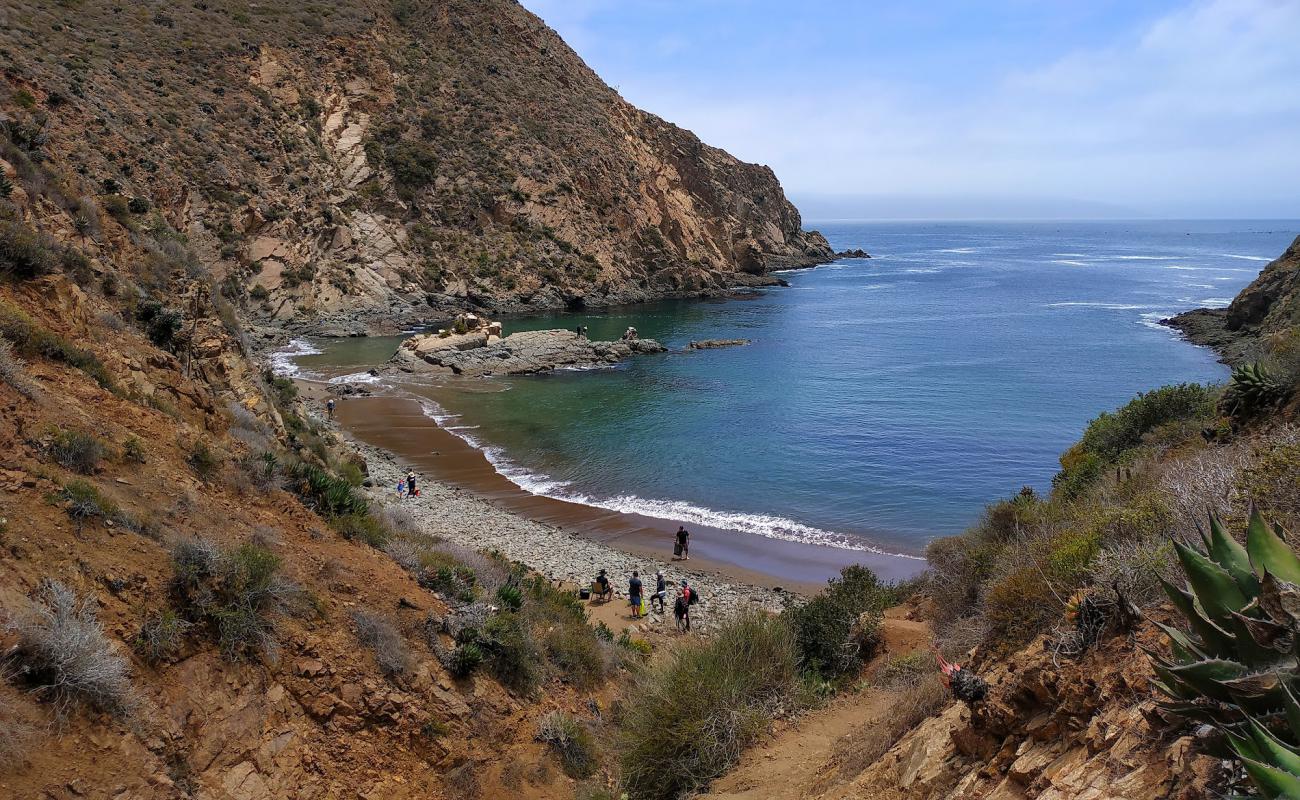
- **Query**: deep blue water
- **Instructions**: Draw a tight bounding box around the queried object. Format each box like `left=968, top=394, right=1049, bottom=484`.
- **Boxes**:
left=294, top=220, right=1298, bottom=556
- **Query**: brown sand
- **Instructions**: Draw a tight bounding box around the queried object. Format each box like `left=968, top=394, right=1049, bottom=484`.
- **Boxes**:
left=321, top=388, right=924, bottom=594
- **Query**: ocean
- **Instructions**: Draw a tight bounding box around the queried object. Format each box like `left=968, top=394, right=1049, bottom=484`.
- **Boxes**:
left=282, top=220, right=1297, bottom=561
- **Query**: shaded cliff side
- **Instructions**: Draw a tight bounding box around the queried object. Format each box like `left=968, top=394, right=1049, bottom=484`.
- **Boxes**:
left=1166, top=234, right=1300, bottom=363
left=0, top=0, right=830, bottom=335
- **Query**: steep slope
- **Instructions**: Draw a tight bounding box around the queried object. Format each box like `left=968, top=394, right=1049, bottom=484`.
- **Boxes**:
left=0, top=0, right=830, bottom=335
left=1166, top=234, right=1300, bottom=363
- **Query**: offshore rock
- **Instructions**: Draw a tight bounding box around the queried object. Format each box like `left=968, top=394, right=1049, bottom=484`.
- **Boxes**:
left=688, top=339, right=751, bottom=349
left=395, top=330, right=666, bottom=377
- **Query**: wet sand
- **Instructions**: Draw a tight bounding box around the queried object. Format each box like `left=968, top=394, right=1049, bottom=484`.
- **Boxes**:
left=328, top=390, right=925, bottom=594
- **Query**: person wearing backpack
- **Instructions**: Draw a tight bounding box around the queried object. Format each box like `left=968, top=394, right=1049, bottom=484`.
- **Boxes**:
left=675, top=580, right=695, bottom=632
left=650, top=570, right=667, bottom=613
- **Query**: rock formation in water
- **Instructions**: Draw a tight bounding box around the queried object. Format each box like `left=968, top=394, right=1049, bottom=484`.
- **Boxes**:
left=393, top=327, right=666, bottom=377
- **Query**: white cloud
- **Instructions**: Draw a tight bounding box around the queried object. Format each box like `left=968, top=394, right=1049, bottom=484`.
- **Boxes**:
left=525, top=0, right=1300, bottom=216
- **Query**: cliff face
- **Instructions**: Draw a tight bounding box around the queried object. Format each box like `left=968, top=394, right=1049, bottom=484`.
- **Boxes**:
left=0, top=0, right=829, bottom=335
left=1167, top=234, right=1300, bottom=363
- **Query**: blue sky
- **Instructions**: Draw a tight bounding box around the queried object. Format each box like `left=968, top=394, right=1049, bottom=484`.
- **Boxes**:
left=520, top=0, right=1300, bottom=219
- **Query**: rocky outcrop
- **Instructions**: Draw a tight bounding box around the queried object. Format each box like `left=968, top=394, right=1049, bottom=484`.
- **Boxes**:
left=0, top=0, right=831, bottom=335
left=393, top=329, right=666, bottom=377
left=688, top=339, right=751, bottom=349
left=836, top=627, right=1217, bottom=800
left=1165, top=235, right=1300, bottom=363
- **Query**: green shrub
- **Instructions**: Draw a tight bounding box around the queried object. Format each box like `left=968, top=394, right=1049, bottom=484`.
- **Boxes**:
left=481, top=612, right=542, bottom=694
left=448, top=641, right=483, bottom=678
left=136, top=300, right=183, bottom=350
left=186, top=440, right=223, bottom=481
left=385, top=140, right=438, bottom=197
left=618, top=611, right=799, bottom=800
left=0, top=302, right=116, bottom=390
left=331, top=511, right=389, bottom=548
left=1077, top=383, right=1215, bottom=462
left=0, top=220, right=56, bottom=278
left=545, top=621, right=608, bottom=689
left=495, top=582, right=523, bottom=611
left=134, top=609, right=190, bottom=664
left=538, top=711, right=598, bottom=779
left=49, top=427, right=104, bottom=473
left=121, top=435, right=146, bottom=464
left=59, top=479, right=116, bottom=533
left=170, top=539, right=298, bottom=661
left=782, top=565, right=896, bottom=678
left=264, top=369, right=298, bottom=407
left=286, top=461, right=369, bottom=517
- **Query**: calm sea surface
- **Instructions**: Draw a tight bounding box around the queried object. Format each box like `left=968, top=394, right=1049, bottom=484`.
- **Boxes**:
left=283, top=220, right=1298, bottom=557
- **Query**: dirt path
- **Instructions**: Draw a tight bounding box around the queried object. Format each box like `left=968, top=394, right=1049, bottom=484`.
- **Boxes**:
left=703, top=607, right=933, bottom=800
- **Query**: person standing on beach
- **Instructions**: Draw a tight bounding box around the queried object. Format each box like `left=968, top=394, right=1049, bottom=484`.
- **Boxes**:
left=674, top=580, right=692, bottom=632
left=396, top=478, right=406, bottom=498
left=628, top=570, right=643, bottom=619
left=406, top=470, right=418, bottom=498
left=675, top=526, right=690, bottom=560
left=326, top=398, right=335, bottom=419
left=651, top=570, right=667, bottom=613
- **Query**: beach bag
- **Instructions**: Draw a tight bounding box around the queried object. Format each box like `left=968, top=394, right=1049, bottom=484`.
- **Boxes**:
left=687, top=589, right=699, bottom=606
left=640, top=596, right=647, bottom=615
left=579, top=587, right=591, bottom=600
left=674, top=597, right=687, bottom=617
left=673, top=542, right=683, bottom=557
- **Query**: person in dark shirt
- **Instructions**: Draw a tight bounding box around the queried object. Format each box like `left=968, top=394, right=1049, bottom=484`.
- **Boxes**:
left=628, top=570, right=643, bottom=619
left=651, top=570, right=667, bottom=613
left=675, top=526, right=690, bottom=560
left=593, top=569, right=612, bottom=601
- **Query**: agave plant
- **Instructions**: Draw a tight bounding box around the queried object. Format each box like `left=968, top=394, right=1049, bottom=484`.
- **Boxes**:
left=1152, top=509, right=1300, bottom=798
left=1221, top=362, right=1291, bottom=420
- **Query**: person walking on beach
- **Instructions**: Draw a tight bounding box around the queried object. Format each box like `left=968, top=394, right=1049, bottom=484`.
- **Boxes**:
left=396, top=478, right=406, bottom=498
left=628, top=570, right=643, bottom=619
left=326, top=398, right=335, bottom=420
left=675, top=525, right=690, bottom=560
left=406, top=470, right=418, bottom=498
left=651, top=570, right=667, bottom=613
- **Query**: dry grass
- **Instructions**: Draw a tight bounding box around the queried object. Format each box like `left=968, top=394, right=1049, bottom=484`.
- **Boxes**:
left=5, top=581, right=134, bottom=717
left=828, top=675, right=948, bottom=784
left=0, top=692, right=37, bottom=771
left=0, top=338, right=40, bottom=399
left=351, top=609, right=412, bottom=677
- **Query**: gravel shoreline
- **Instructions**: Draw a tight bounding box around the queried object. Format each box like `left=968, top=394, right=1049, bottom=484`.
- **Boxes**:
left=345, top=433, right=790, bottom=630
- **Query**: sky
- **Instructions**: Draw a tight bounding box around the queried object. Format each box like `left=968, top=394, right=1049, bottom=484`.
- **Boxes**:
left=519, top=0, right=1300, bottom=219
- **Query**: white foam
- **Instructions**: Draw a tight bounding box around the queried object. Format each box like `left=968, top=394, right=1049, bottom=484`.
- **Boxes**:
left=1051, top=260, right=1089, bottom=267
left=414, top=400, right=920, bottom=559
left=1047, top=302, right=1146, bottom=310
left=1220, top=253, right=1269, bottom=262
left=902, top=268, right=940, bottom=274
left=1200, top=298, right=1233, bottom=308
left=1114, top=255, right=1180, bottom=260
left=1052, top=253, right=1089, bottom=258
left=266, top=338, right=323, bottom=377
left=937, top=247, right=977, bottom=253
left=327, top=371, right=382, bottom=385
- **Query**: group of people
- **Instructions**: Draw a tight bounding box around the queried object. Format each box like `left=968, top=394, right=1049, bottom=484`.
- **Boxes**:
left=395, top=470, right=420, bottom=499
left=593, top=565, right=699, bottom=631
left=620, top=326, right=639, bottom=341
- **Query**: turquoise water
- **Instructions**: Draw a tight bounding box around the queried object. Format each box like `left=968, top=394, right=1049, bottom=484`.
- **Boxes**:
left=285, top=220, right=1297, bottom=557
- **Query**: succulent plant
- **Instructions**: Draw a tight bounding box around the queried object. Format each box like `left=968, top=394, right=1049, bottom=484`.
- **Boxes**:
left=1152, top=509, right=1300, bottom=798
left=1221, top=362, right=1291, bottom=420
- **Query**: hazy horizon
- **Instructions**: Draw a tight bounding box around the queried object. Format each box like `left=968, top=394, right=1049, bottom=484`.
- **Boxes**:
left=521, top=0, right=1300, bottom=220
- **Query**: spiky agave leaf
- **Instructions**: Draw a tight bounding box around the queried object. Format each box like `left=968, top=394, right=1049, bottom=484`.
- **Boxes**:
left=1249, top=508, right=1300, bottom=585
left=1175, top=541, right=1251, bottom=623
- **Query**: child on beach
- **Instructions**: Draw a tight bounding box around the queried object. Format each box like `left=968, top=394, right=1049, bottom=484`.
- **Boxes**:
left=396, top=479, right=406, bottom=498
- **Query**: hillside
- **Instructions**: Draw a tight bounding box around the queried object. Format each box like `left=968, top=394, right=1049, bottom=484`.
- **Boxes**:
left=0, top=0, right=830, bottom=336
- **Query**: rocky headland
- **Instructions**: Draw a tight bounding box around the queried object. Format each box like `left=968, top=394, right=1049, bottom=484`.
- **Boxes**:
left=1165, top=233, right=1300, bottom=363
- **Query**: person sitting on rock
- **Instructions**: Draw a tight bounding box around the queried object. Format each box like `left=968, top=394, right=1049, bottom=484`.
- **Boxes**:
left=593, top=569, right=613, bottom=601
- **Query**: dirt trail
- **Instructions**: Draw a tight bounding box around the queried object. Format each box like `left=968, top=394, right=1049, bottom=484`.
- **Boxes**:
left=704, top=607, right=933, bottom=800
